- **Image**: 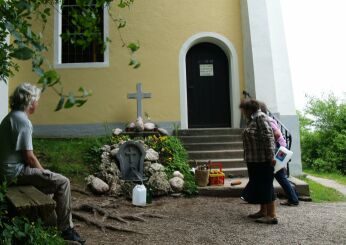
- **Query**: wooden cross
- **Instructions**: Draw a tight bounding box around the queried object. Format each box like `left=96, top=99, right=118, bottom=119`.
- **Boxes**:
left=127, top=83, right=152, bottom=118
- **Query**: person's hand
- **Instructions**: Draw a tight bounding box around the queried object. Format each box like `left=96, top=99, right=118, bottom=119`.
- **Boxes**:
left=271, top=158, right=276, bottom=166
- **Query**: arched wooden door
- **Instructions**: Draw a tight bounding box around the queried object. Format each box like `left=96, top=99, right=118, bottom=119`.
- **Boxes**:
left=186, top=43, right=231, bottom=128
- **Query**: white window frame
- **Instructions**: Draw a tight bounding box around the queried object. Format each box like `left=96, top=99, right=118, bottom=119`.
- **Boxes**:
left=54, top=3, right=109, bottom=69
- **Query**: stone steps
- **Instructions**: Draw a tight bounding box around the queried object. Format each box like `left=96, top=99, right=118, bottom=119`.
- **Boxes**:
left=178, top=128, right=243, bottom=136
left=178, top=128, right=245, bottom=174
left=188, top=149, right=244, bottom=160
left=197, top=177, right=310, bottom=197
left=178, top=128, right=310, bottom=198
left=189, top=159, right=246, bottom=169
left=184, top=142, right=243, bottom=151
left=179, top=135, right=243, bottom=144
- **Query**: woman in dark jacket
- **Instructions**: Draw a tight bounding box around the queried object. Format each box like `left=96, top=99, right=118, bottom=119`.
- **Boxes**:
left=240, top=99, right=278, bottom=224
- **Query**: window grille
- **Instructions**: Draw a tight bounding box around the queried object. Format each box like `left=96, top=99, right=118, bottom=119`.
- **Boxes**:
left=61, top=0, right=104, bottom=63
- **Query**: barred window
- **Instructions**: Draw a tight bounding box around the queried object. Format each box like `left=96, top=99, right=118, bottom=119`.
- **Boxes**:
left=60, top=0, right=104, bottom=63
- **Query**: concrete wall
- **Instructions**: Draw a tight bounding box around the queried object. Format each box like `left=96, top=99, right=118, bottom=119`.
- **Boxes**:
left=9, top=0, right=245, bottom=130
left=240, top=0, right=302, bottom=175
left=0, top=81, right=8, bottom=121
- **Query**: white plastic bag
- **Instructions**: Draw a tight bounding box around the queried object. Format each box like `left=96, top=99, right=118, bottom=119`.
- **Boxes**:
left=274, top=146, right=293, bottom=173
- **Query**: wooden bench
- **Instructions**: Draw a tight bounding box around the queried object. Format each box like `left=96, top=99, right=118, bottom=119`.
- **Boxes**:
left=6, top=185, right=56, bottom=224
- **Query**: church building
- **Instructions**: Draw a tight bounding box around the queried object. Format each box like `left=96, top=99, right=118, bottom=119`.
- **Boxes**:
left=0, top=0, right=303, bottom=175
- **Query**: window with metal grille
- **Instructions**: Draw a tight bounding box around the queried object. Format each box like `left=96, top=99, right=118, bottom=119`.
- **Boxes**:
left=60, top=0, right=104, bottom=63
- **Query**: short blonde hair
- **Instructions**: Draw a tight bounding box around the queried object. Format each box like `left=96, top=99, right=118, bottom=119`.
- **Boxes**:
left=10, top=83, right=41, bottom=111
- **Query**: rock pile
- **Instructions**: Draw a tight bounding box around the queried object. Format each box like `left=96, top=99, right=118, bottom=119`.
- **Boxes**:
left=86, top=138, right=184, bottom=198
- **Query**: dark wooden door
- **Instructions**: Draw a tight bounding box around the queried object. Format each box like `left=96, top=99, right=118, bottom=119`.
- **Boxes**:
left=186, top=43, right=231, bottom=128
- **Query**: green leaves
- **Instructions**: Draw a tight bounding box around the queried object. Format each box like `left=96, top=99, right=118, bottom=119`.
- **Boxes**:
left=55, top=96, right=65, bottom=112
left=10, top=47, right=34, bottom=60
left=127, top=42, right=140, bottom=68
left=54, top=87, right=92, bottom=111
left=38, top=70, right=60, bottom=90
left=299, top=94, right=346, bottom=174
left=118, top=0, right=135, bottom=8
left=2, top=0, right=139, bottom=112
left=127, top=42, right=140, bottom=53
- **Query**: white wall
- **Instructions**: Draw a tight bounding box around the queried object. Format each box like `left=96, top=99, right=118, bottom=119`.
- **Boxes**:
left=266, top=0, right=296, bottom=115
left=240, top=0, right=302, bottom=175
left=0, top=80, right=8, bottom=121
left=240, top=0, right=278, bottom=112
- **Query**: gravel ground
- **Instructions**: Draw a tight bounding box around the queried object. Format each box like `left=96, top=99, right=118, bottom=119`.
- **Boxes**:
left=71, top=193, right=346, bottom=245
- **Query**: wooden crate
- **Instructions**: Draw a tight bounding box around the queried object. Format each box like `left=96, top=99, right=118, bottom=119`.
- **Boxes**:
left=6, top=186, right=56, bottom=222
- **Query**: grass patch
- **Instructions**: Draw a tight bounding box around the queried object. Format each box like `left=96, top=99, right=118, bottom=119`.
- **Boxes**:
left=303, top=168, right=346, bottom=186
left=33, top=137, right=109, bottom=183
left=299, top=176, right=346, bottom=203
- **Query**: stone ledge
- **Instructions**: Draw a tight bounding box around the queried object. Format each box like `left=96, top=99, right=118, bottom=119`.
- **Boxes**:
left=197, top=177, right=310, bottom=197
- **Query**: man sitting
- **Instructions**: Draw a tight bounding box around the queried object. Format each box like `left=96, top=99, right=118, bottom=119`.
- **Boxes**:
left=0, top=83, right=85, bottom=244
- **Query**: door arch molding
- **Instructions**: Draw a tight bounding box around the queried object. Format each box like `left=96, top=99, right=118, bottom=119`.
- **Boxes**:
left=179, top=32, right=241, bottom=129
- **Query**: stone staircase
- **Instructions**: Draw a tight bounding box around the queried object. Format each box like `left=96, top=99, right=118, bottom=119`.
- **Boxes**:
left=178, top=128, right=247, bottom=177
left=177, top=128, right=310, bottom=197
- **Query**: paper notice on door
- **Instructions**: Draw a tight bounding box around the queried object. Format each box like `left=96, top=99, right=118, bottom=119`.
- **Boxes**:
left=199, top=64, right=214, bottom=76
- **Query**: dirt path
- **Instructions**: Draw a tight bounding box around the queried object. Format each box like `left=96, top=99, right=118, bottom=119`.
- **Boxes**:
left=71, top=192, right=346, bottom=245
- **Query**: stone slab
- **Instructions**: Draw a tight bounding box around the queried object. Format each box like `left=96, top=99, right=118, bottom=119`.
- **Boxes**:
left=197, top=177, right=310, bottom=197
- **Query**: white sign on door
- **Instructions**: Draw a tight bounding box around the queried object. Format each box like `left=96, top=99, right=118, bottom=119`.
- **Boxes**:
left=199, top=64, right=214, bottom=76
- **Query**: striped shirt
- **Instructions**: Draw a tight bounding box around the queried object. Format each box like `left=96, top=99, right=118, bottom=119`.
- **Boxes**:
left=242, top=111, right=275, bottom=163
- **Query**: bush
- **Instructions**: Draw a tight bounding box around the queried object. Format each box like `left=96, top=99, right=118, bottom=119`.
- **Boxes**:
left=299, top=94, right=346, bottom=174
left=145, top=135, right=198, bottom=195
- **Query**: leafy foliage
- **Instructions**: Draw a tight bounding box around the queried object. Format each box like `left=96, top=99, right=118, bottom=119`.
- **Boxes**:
left=299, top=94, right=346, bottom=174
left=1, top=0, right=139, bottom=110
left=0, top=182, right=65, bottom=245
left=145, top=135, right=198, bottom=195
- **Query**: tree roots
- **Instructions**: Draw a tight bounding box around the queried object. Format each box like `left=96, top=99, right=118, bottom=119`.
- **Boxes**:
left=72, top=203, right=167, bottom=234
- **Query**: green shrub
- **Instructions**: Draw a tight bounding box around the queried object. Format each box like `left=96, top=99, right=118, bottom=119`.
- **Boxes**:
left=299, top=94, right=346, bottom=174
left=145, top=135, right=198, bottom=195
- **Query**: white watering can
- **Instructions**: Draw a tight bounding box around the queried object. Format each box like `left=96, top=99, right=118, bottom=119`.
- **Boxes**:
left=132, top=184, right=147, bottom=206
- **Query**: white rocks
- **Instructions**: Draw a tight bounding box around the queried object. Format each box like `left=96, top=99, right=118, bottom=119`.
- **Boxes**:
left=148, top=172, right=172, bottom=196
left=112, top=128, right=123, bottom=136
left=135, top=117, right=144, bottom=131
left=145, top=148, right=159, bottom=161
left=101, top=145, right=111, bottom=152
left=173, top=171, right=184, bottom=179
left=86, top=175, right=109, bottom=194
left=169, top=177, right=184, bottom=192
left=144, top=122, right=155, bottom=131
left=146, top=163, right=165, bottom=176
left=110, top=148, right=119, bottom=158
left=101, top=151, right=111, bottom=165
left=127, top=122, right=135, bottom=129
left=158, top=128, right=169, bottom=135
left=109, top=181, right=123, bottom=196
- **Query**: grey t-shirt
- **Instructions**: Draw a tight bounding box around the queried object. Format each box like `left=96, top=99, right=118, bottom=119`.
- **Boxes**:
left=0, top=110, right=33, bottom=181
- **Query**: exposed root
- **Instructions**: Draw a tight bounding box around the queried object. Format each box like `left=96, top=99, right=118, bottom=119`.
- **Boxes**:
left=73, top=203, right=168, bottom=232
left=71, top=188, right=91, bottom=196
left=72, top=212, right=144, bottom=234
left=119, top=215, right=146, bottom=222
left=138, top=213, right=168, bottom=219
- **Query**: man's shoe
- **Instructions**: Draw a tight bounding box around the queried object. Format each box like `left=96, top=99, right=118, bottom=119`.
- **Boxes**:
left=61, top=227, right=86, bottom=245
left=280, top=200, right=299, bottom=206
left=247, top=212, right=265, bottom=219
left=255, top=216, right=278, bottom=225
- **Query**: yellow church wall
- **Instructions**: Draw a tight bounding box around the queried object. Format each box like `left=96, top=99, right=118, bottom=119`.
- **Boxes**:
left=9, top=0, right=245, bottom=126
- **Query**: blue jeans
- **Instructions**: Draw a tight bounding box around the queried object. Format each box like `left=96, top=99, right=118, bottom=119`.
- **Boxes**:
left=274, top=168, right=299, bottom=204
